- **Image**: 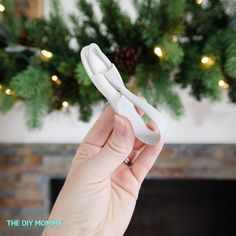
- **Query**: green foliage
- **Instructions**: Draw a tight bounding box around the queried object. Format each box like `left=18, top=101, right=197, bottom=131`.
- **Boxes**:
left=98, top=0, right=135, bottom=46
left=0, top=0, right=235, bottom=129
left=74, top=62, right=103, bottom=121
left=78, top=83, right=103, bottom=121
left=136, top=64, right=184, bottom=117
left=75, top=63, right=92, bottom=86
left=192, top=64, right=223, bottom=101
left=11, top=66, right=51, bottom=129
left=0, top=0, right=23, bottom=43
left=164, top=0, right=186, bottom=22
left=0, top=92, right=15, bottom=113
left=225, top=42, right=236, bottom=78
left=160, top=38, right=184, bottom=69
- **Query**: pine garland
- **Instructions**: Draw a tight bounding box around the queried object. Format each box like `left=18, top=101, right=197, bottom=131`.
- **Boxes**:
left=0, top=92, right=15, bottom=113
left=0, top=0, right=235, bottom=129
left=10, top=66, right=51, bottom=129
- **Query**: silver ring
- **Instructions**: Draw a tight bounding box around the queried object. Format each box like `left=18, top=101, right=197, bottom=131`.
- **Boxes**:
left=124, top=158, right=133, bottom=166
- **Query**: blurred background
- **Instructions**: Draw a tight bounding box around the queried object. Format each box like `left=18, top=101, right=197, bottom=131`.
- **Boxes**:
left=0, top=0, right=236, bottom=235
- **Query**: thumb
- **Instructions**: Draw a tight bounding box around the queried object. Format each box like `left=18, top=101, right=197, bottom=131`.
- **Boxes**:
left=89, top=114, right=135, bottom=175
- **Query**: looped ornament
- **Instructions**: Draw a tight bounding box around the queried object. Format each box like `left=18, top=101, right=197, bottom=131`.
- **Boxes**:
left=80, top=43, right=168, bottom=145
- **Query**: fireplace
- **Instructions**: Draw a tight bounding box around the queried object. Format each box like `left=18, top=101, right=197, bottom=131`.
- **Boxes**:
left=50, top=178, right=236, bottom=236
left=1, top=143, right=236, bottom=236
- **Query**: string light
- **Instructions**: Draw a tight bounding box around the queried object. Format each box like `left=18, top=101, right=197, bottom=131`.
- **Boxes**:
left=51, top=75, right=58, bottom=82
left=0, top=4, right=5, bottom=12
left=51, top=75, right=61, bottom=85
left=218, top=80, right=229, bottom=89
left=172, top=35, right=178, bottom=43
left=40, top=49, right=53, bottom=61
left=41, top=49, right=53, bottom=58
left=154, top=46, right=163, bottom=58
left=196, top=0, right=203, bottom=5
left=201, top=56, right=215, bottom=67
left=62, top=101, right=69, bottom=107
left=0, top=84, right=2, bottom=90
left=61, top=101, right=69, bottom=112
left=5, top=89, right=12, bottom=96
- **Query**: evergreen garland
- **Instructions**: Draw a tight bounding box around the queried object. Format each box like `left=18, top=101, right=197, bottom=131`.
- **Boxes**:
left=0, top=0, right=235, bottom=129
left=11, top=66, right=51, bottom=128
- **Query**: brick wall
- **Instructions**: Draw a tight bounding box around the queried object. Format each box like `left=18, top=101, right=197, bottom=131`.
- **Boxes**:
left=0, top=144, right=236, bottom=236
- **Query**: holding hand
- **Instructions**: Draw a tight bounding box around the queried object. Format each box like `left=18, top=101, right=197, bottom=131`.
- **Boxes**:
left=42, top=105, right=164, bottom=236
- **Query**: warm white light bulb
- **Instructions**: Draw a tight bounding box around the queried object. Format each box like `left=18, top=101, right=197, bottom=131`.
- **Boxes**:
left=51, top=75, right=58, bottom=81
left=201, top=56, right=214, bottom=66
left=154, top=46, right=163, bottom=58
left=0, top=4, right=5, bottom=12
left=218, top=80, right=229, bottom=89
left=196, top=0, right=203, bottom=5
left=201, top=56, right=209, bottom=64
left=61, top=101, right=69, bottom=112
left=62, top=101, right=69, bottom=108
left=218, top=80, right=224, bottom=87
left=51, top=75, right=61, bottom=85
left=5, top=89, right=12, bottom=95
left=40, top=49, right=53, bottom=59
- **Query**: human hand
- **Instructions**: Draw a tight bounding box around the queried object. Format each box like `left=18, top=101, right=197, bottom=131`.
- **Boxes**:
left=42, top=105, right=164, bottom=236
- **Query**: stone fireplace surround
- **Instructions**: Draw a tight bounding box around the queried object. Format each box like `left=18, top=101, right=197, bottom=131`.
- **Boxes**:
left=0, top=143, right=236, bottom=236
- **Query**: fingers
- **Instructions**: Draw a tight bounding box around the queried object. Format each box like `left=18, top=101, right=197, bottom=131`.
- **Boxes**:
left=83, top=106, right=115, bottom=147
left=126, top=140, right=145, bottom=164
left=135, top=96, right=146, bottom=117
left=83, top=96, right=145, bottom=149
left=131, top=122, right=164, bottom=183
left=87, top=115, right=135, bottom=176
left=74, top=106, right=114, bottom=162
left=135, top=104, right=144, bottom=117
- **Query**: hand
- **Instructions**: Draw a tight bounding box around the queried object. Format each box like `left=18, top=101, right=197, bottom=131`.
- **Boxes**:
left=42, top=105, right=164, bottom=236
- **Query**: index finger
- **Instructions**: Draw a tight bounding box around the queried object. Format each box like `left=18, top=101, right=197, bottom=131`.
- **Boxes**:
left=83, top=106, right=115, bottom=147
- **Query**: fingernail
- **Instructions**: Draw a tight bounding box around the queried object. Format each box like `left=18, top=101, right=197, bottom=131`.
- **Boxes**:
left=114, top=115, right=126, bottom=136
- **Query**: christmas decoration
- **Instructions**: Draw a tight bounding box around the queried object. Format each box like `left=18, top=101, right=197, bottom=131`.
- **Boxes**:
left=0, top=0, right=235, bottom=129
left=0, top=4, right=5, bottom=12
left=61, top=100, right=69, bottom=112
left=153, top=46, right=163, bottom=58
left=39, top=49, right=53, bottom=62
left=201, top=56, right=215, bottom=67
left=218, top=80, right=229, bottom=89
left=114, top=47, right=140, bottom=73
